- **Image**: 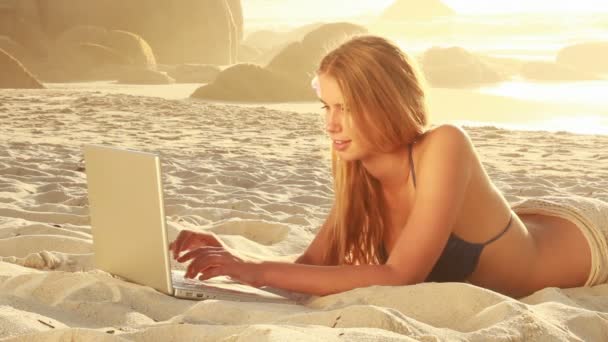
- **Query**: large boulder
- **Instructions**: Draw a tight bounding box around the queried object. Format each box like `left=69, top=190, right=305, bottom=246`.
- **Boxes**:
left=36, top=0, right=240, bottom=65
left=0, top=48, right=44, bottom=88
left=54, top=26, right=155, bottom=67
left=267, top=22, right=368, bottom=83
left=520, top=61, right=599, bottom=82
left=420, top=46, right=506, bottom=88
left=381, top=0, right=455, bottom=21
left=191, top=63, right=312, bottom=102
left=46, top=25, right=157, bottom=81
left=104, top=30, right=156, bottom=66
left=244, top=23, right=327, bottom=66
left=556, top=42, right=608, bottom=75
left=192, top=22, right=367, bottom=102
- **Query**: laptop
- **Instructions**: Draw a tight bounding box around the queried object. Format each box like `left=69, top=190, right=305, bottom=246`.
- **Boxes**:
left=83, top=144, right=301, bottom=304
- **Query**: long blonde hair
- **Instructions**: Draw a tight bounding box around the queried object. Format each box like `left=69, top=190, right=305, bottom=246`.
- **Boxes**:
left=318, top=35, right=429, bottom=265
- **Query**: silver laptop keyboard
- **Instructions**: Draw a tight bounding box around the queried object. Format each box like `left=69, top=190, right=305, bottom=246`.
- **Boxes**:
left=171, top=271, right=254, bottom=296
left=171, top=273, right=202, bottom=287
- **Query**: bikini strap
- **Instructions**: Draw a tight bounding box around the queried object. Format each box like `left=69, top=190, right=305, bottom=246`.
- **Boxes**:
left=481, top=213, right=513, bottom=246
left=408, top=143, right=417, bottom=188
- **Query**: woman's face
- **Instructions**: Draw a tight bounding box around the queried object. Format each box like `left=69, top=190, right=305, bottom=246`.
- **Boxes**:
left=317, top=74, right=370, bottom=161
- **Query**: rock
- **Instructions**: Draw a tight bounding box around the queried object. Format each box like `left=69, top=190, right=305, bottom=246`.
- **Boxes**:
left=267, top=22, right=368, bottom=81
left=10, top=0, right=242, bottom=64
left=0, top=48, right=44, bottom=88
left=381, top=0, right=455, bottom=20
left=168, top=64, right=220, bottom=83
left=191, top=63, right=310, bottom=102
left=54, top=26, right=155, bottom=67
left=420, top=46, right=505, bottom=88
left=117, top=67, right=175, bottom=85
left=0, top=35, right=28, bottom=63
left=55, top=25, right=108, bottom=48
left=520, top=61, right=599, bottom=81
left=104, top=30, right=156, bottom=67
left=226, top=0, right=244, bottom=40
left=556, top=41, right=608, bottom=74
left=192, top=22, right=367, bottom=102
left=47, top=25, right=157, bottom=81
left=243, top=23, right=324, bottom=51
left=49, top=43, right=129, bottom=81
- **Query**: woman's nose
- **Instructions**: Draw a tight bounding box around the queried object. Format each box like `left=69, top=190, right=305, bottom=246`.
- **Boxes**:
left=325, top=109, right=341, bottom=133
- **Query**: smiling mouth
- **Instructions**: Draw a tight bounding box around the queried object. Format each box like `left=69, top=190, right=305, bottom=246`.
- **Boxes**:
left=333, top=140, right=351, bottom=151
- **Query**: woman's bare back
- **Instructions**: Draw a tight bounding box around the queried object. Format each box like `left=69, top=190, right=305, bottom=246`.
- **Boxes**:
left=386, top=128, right=591, bottom=297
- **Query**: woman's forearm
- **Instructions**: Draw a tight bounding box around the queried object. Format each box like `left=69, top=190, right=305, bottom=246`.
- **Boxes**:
left=255, top=261, right=404, bottom=296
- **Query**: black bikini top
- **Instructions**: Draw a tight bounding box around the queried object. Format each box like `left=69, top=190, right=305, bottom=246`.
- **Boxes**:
left=404, top=144, right=512, bottom=282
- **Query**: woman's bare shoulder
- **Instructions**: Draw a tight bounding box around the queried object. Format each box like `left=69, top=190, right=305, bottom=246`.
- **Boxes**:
left=415, top=124, right=474, bottom=156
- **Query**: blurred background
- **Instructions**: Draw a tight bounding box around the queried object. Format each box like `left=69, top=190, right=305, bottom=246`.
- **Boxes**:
left=1, top=0, right=607, bottom=134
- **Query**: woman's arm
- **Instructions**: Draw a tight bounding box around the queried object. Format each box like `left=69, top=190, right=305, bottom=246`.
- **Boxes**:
left=255, top=261, right=402, bottom=296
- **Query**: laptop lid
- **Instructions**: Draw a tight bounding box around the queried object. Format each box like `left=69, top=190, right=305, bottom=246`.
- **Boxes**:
left=84, top=144, right=173, bottom=295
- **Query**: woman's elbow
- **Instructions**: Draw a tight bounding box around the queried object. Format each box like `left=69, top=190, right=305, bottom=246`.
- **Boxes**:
left=384, top=265, right=422, bottom=286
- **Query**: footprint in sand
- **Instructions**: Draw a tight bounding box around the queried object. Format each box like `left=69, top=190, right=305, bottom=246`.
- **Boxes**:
left=208, top=219, right=289, bottom=245
left=31, top=190, right=71, bottom=204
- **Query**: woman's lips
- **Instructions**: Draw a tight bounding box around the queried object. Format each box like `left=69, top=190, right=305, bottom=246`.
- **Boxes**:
left=333, top=140, right=351, bottom=151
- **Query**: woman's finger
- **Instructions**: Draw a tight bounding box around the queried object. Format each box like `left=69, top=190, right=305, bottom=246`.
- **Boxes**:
left=177, top=247, right=224, bottom=263
left=197, top=232, right=222, bottom=247
left=173, top=230, right=194, bottom=259
left=185, top=254, right=223, bottom=279
left=198, top=266, right=223, bottom=281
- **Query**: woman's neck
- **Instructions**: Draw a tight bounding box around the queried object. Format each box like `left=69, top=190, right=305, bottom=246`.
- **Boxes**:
left=361, top=146, right=410, bottom=194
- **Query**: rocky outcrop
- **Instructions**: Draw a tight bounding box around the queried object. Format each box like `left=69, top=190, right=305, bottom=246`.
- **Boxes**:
left=4, top=0, right=242, bottom=65
left=0, top=48, right=44, bottom=88
left=267, top=22, right=367, bottom=82
left=420, top=46, right=505, bottom=88
left=381, top=0, right=455, bottom=21
left=556, top=42, right=608, bottom=75
left=191, top=64, right=306, bottom=102
left=43, top=25, right=156, bottom=81
left=226, top=0, right=244, bottom=41
left=0, top=35, right=28, bottom=63
left=192, top=22, right=367, bottom=102
left=54, top=26, right=155, bottom=67
left=243, top=23, right=324, bottom=51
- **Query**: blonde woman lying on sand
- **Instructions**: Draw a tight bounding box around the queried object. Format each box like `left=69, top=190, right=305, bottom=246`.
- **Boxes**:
left=170, top=35, right=608, bottom=298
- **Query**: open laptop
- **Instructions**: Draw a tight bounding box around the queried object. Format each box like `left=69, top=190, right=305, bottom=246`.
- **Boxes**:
left=83, top=144, right=301, bottom=304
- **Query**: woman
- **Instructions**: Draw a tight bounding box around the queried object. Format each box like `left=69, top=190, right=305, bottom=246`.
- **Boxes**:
left=169, top=35, right=607, bottom=298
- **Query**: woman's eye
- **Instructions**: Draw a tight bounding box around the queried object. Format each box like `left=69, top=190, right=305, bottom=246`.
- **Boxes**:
left=321, top=105, right=329, bottom=110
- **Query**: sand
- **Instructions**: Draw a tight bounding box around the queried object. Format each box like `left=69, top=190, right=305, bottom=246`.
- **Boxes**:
left=1, top=87, right=608, bottom=341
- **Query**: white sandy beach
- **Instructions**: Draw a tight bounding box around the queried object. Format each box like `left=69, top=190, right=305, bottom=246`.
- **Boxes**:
left=1, top=86, right=608, bottom=341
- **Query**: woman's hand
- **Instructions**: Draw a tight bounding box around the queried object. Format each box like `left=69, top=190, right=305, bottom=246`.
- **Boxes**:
left=175, top=246, right=263, bottom=287
left=169, top=230, right=224, bottom=260
left=169, top=230, right=264, bottom=286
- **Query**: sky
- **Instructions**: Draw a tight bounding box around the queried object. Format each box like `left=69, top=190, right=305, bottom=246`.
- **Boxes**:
left=243, top=0, right=608, bottom=20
